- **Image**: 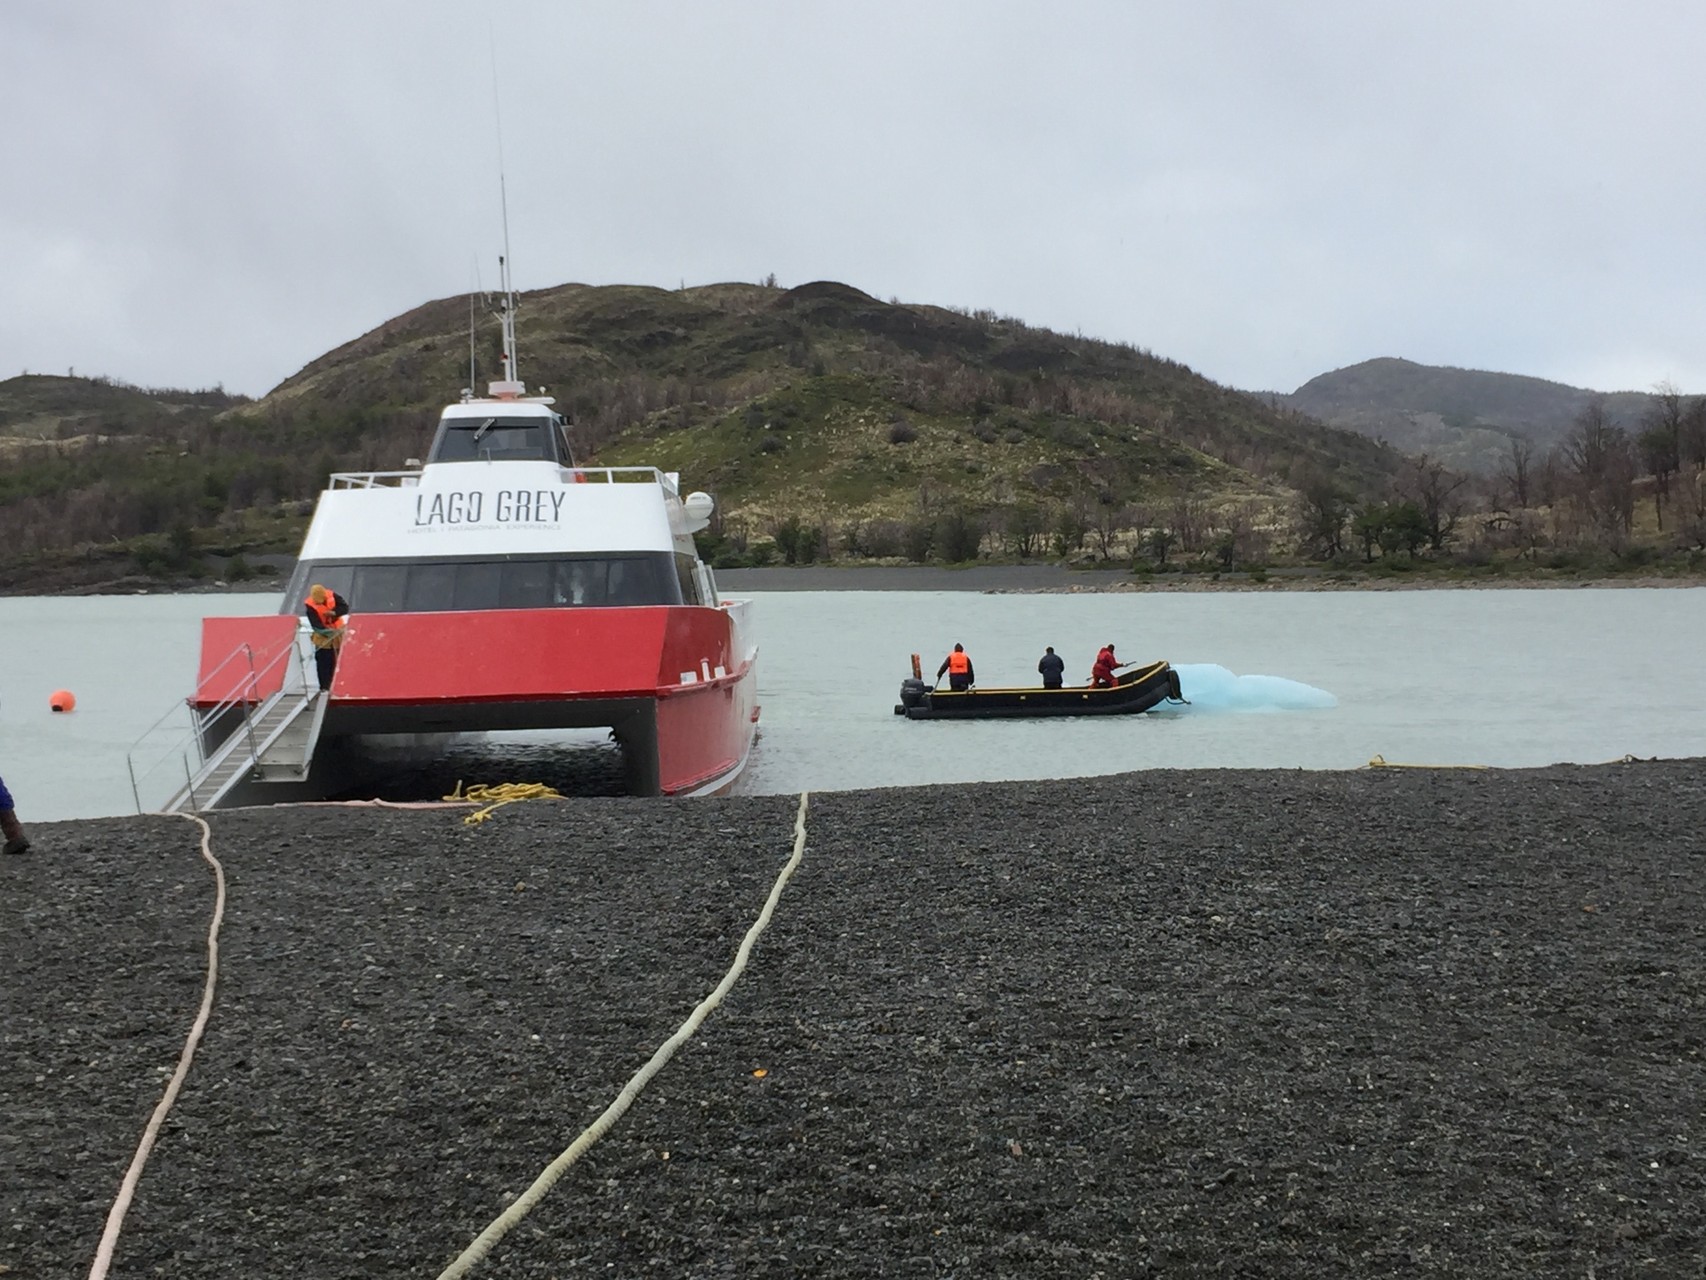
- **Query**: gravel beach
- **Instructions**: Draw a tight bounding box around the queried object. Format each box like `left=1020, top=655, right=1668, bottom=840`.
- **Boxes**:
left=4, top=762, right=1703, bottom=1278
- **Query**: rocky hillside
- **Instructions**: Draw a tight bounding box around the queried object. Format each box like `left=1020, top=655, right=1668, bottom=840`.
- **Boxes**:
left=1275, top=357, right=1668, bottom=474
left=2, top=281, right=1413, bottom=585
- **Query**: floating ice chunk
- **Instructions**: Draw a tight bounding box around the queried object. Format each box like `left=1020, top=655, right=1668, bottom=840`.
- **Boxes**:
left=1170, top=663, right=1337, bottom=712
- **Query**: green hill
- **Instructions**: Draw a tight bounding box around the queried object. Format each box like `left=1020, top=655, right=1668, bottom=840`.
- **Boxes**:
left=1, top=281, right=1410, bottom=589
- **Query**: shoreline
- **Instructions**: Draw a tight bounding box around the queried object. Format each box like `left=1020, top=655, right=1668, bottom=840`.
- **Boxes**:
left=6, top=762, right=1702, bottom=1276
left=715, top=564, right=1706, bottom=593
left=6, top=562, right=1704, bottom=597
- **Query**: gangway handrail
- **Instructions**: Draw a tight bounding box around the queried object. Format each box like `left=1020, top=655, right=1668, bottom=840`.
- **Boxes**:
left=125, top=630, right=318, bottom=813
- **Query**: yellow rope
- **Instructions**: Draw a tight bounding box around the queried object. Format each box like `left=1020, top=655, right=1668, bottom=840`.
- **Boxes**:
left=1367, top=753, right=1649, bottom=771
left=1367, top=753, right=1645, bottom=771
left=1364, top=755, right=1490, bottom=770
left=443, top=780, right=562, bottom=825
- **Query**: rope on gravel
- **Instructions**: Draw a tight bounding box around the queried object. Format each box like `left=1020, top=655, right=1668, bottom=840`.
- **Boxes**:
left=1369, top=753, right=1650, bottom=771
left=1365, top=754, right=1490, bottom=770
left=88, top=813, right=227, bottom=1280
left=435, top=790, right=813, bottom=1280
left=443, top=780, right=563, bottom=825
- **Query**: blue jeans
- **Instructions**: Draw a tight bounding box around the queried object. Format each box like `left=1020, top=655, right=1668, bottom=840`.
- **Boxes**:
left=0, top=775, right=14, bottom=811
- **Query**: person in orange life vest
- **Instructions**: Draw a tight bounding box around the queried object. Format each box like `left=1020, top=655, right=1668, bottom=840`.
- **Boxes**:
left=304, top=584, right=351, bottom=692
left=1, top=772, right=29, bottom=855
left=1090, top=642, right=1125, bottom=689
left=936, top=643, right=975, bottom=692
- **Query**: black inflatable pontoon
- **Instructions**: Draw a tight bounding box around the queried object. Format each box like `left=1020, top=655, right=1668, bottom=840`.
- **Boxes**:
left=894, top=659, right=1184, bottom=720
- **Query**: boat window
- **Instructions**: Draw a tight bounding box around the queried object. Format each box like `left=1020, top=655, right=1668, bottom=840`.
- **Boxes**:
left=427, top=416, right=560, bottom=463
left=453, top=561, right=503, bottom=611
left=282, top=554, right=684, bottom=614
left=674, top=553, right=704, bottom=606
left=355, top=564, right=410, bottom=613
left=498, top=560, right=553, bottom=608
left=403, top=563, right=456, bottom=612
left=556, top=559, right=603, bottom=606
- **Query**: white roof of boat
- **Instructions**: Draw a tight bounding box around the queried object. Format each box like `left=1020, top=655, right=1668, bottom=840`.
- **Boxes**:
left=441, top=398, right=557, bottom=419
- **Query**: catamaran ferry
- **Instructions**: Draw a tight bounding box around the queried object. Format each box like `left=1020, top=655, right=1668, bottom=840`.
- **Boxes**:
left=162, top=283, right=757, bottom=810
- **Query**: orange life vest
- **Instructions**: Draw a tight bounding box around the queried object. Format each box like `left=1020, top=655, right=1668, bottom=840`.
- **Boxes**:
left=306, top=595, right=347, bottom=648
left=948, top=650, right=970, bottom=675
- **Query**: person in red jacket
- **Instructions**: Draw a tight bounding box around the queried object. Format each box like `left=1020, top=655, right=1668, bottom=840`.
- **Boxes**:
left=936, top=643, right=975, bottom=692
left=1090, top=642, right=1125, bottom=689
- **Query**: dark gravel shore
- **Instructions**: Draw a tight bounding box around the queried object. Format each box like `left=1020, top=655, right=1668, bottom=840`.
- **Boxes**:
left=5, top=763, right=1703, bottom=1278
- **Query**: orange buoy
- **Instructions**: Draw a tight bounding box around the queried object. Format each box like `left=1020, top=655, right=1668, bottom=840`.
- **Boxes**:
left=50, top=689, right=76, bottom=713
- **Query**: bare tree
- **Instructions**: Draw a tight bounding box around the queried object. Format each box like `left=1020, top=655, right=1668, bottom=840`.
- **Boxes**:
left=1168, top=482, right=1208, bottom=554
left=1681, top=395, right=1706, bottom=472
left=1637, top=382, right=1684, bottom=529
left=1002, top=504, right=1046, bottom=558
left=1090, top=492, right=1133, bottom=560
left=1292, top=471, right=1351, bottom=559
left=1560, top=399, right=1636, bottom=542
left=1398, top=454, right=1467, bottom=552
left=1498, top=435, right=1535, bottom=510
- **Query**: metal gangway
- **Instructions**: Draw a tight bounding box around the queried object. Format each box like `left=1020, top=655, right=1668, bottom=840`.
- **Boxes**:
left=127, top=631, right=328, bottom=814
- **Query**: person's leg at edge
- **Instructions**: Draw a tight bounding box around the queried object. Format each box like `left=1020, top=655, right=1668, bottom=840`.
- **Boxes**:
left=0, top=774, right=30, bottom=855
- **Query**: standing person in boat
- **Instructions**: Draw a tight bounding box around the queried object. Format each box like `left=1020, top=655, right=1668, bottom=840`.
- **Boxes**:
left=1090, top=642, right=1125, bottom=689
left=0, top=772, right=30, bottom=855
left=936, top=643, right=975, bottom=692
left=1037, top=646, right=1065, bottom=689
left=304, top=584, right=351, bottom=693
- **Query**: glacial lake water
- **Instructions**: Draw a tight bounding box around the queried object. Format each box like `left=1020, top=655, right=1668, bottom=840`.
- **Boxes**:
left=2, top=586, right=1703, bottom=822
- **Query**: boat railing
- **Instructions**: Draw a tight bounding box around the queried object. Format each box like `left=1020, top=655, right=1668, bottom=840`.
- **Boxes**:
left=327, top=465, right=674, bottom=490
left=329, top=470, right=422, bottom=489
left=124, top=633, right=317, bottom=813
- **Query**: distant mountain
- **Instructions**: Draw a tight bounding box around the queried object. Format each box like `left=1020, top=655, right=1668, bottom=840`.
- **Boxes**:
left=1271, top=357, right=1667, bottom=474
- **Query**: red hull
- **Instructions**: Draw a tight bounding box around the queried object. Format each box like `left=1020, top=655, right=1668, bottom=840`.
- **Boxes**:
left=193, top=606, right=758, bottom=797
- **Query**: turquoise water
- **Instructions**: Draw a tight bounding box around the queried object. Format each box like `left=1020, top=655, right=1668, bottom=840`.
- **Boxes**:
left=3, top=587, right=1704, bottom=821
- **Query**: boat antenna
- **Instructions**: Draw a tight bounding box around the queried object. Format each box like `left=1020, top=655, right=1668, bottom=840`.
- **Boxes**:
left=467, top=259, right=479, bottom=397
left=488, top=16, right=523, bottom=397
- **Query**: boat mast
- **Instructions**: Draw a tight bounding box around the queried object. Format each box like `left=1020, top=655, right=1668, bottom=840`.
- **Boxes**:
left=467, top=283, right=477, bottom=398
left=488, top=30, right=524, bottom=401
left=491, top=202, right=524, bottom=396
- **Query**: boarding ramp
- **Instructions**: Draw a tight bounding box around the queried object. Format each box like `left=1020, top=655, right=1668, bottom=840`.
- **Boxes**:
left=127, top=630, right=326, bottom=814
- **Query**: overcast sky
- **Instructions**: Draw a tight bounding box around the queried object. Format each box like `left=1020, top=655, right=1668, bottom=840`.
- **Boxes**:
left=5, top=1, right=1704, bottom=401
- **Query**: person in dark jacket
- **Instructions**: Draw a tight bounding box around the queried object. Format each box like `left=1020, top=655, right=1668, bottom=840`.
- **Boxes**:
left=936, top=643, right=975, bottom=692
left=1037, top=646, right=1065, bottom=689
left=1, top=772, right=29, bottom=855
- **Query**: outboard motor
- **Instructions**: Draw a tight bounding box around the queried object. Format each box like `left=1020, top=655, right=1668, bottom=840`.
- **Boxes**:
left=895, top=677, right=929, bottom=715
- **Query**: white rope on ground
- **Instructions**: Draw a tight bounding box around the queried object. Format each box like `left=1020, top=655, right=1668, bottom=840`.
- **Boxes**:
left=435, top=790, right=813, bottom=1280
left=88, top=813, right=227, bottom=1280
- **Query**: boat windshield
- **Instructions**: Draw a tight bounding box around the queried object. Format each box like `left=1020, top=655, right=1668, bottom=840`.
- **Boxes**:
left=427, top=415, right=570, bottom=464
left=282, top=554, right=683, bottom=613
